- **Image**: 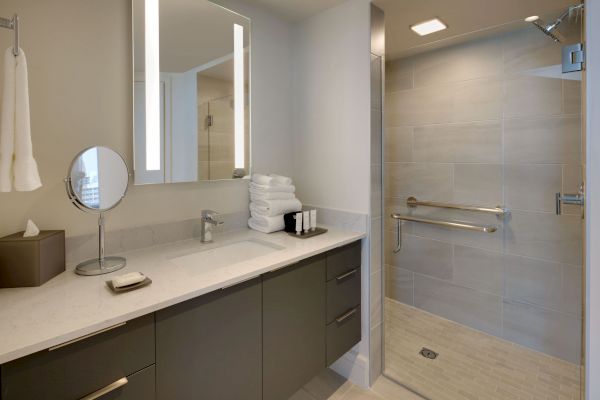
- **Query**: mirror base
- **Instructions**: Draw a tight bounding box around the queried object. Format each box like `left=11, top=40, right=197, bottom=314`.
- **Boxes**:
left=75, top=256, right=127, bottom=276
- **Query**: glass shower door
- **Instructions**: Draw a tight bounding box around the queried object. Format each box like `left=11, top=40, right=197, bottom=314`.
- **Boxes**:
left=382, top=9, right=585, bottom=400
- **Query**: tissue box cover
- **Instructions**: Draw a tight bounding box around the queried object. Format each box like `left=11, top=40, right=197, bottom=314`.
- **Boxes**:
left=0, top=230, right=65, bottom=288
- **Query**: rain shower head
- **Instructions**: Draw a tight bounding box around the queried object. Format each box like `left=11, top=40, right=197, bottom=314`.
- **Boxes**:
left=525, top=3, right=584, bottom=43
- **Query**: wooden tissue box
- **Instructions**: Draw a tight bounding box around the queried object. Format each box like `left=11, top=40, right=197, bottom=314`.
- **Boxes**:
left=0, top=230, right=65, bottom=288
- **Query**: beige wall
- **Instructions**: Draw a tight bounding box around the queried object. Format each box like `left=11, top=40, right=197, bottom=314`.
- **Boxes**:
left=384, top=25, right=583, bottom=363
left=0, top=0, right=251, bottom=237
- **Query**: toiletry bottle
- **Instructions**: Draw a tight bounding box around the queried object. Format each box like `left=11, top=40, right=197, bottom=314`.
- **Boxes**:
left=303, top=211, right=310, bottom=233
left=310, top=210, right=317, bottom=231
left=295, top=212, right=303, bottom=235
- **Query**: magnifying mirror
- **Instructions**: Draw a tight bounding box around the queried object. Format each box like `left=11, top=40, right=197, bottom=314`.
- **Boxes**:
left=65, top=146, right=129, bottom=276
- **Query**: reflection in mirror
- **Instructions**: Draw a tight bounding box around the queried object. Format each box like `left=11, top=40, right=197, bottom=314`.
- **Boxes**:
left=65, top=146, right=129, bottom=276
left=133, top=0, right=250, bottom=185
left=68, top=147, right=129, bottom=211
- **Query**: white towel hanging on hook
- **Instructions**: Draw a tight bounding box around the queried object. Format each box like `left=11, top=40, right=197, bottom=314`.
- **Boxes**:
left=0, top=47, right=41, bottom=192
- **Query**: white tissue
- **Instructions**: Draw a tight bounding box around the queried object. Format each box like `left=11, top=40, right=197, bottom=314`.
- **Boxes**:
left=23, top=219, right=39, bottom=237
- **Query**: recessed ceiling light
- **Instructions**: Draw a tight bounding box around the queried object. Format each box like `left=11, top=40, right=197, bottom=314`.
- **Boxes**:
left=410, top=18, right=447, bottom=36
left=525, top=15, right=540, bottom=22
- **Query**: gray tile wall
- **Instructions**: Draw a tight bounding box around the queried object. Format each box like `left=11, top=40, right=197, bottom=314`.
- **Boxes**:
left=384, top=26, right=583, bottom=364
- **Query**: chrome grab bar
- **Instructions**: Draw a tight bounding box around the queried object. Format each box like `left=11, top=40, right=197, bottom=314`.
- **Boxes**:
left=390, top=213, right=498, bottom=253
left=406, top=196, right=509, bottom=216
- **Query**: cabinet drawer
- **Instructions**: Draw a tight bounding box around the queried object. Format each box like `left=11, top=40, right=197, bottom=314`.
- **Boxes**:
left=88, top=365, right=155, bottom=400
left=326, top=268, right=361, bottom=324
left=326, top=306, right=361, bottom=365
left=1, top=314, right=155, bottom=400
left=326, top=241, right=361, bottom=281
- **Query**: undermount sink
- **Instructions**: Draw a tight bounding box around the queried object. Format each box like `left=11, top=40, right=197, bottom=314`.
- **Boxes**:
left=169, top=239, right=285, bottom=272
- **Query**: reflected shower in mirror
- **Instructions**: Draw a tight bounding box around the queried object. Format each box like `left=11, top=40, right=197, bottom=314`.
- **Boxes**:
left=132, top=0, right=250, bottom=185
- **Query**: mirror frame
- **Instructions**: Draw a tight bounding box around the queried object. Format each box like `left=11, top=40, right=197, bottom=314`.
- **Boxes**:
left=64, top=146, right=130, bottom=214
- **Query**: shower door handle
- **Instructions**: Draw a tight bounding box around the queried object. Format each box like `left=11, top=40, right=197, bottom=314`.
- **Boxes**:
left=556, top=184, right=585, bottom=215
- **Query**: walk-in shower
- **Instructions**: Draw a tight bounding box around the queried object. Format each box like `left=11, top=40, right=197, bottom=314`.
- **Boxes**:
left=382, top=4, right=586, bottom=399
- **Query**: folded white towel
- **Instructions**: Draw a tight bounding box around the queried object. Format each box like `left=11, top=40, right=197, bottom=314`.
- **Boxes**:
left=249, top=182, right=295, bottom=193
left=252, top=173, right=273, bottom=186
left=250, top=198, right=302, bottom=217
left=248, top=215, right=284, bottom=233
left=0, top=48, right=41, bottom=192
left=269, top=174, right=292, bottom=186
left=250, top=191, right=295, bottom=201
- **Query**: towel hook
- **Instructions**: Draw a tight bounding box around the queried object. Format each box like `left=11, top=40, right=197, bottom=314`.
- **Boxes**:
left=0, top=14, right=19, bottom=56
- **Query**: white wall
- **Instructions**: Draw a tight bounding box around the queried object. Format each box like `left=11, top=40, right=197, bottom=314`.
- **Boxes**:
left=0, top=0, right=293, bottom=237
left=291, top=0, right=371, bottom=215
left=586, top=1, right=599, bottom=398
left=212, top=0, right=295, bottom=177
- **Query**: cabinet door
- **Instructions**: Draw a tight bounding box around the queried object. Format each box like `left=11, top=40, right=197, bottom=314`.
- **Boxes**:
left=262, top=255, right=326, bottom=400
left=155, top=278, right=262, bottom=400
left=94, top=365, right=156, bottom=400
left=0, top=314, right=155, bottom=400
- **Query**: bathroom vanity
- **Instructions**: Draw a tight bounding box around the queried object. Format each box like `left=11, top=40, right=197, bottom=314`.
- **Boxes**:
left=0, top=230, right=363, bottom=400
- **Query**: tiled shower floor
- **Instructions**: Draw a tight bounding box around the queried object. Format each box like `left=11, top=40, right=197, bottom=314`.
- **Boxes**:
left=384, top=298, right=582, bottom=400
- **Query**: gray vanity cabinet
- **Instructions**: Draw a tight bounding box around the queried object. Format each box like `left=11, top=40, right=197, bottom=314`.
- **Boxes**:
left=155, top=278, right=262, bottom=400
left=262, top=254, right=327, bottom=400
left=0, top=314, right=155, bottom=400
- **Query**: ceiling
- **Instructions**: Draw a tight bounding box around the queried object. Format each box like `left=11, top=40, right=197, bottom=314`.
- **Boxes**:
left=372, top=0, right=580, bottom=59
left=227, top=0, right=346, bottom=21
left=232, top=0, right=579, bottom=59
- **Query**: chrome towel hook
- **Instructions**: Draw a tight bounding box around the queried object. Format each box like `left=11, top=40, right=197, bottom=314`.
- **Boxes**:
left=0, top=14, right=19, bottom=56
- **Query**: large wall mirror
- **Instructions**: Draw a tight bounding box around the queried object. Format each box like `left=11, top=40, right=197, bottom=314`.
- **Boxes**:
left=133, top=0, right=250, bottom=185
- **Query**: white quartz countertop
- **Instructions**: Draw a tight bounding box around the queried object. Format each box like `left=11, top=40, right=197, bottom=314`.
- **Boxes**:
left=0, top=227, right=364, bottom=364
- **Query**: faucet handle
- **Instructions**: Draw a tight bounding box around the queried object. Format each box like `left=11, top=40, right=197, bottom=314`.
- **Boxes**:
left=201, top=209, right=218, bottom=218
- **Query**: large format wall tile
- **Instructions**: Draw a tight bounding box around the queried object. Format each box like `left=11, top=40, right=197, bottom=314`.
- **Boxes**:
left=453, top=164, right=503, bottom=206
left=385, top=265, right=413, bottom=305
left=502, top=27, right=563, bottom=73
left=371, top=108, right=382, bottom=164
left=371, top=165, right=382, bottom=217
left=371, top=55, right=382, bottom=111
left=453, top=245, right=504, bottom=295
left=384, top=127, right=413, bottom=162
left=385, top=163, right=453, bottom=201
left=412, top=121, right=502, bottom=163
left=386, top=234, right=453, bottom=280
left=414, top=274, right=503, bottom=336
left=505, top=211, right=582, bottom=265
left=370, top=217, right=382, bottom=274
left=504, top=116, right=581, bottom=164
left=386, top=77, right=502, bottom=126
left=386, top=58, right=413, bottom=93
left=505, top=164, right=562, bottom=212
left=412, top=36, right=503, bottom=88
left=504, top=74, right=563, bottom=118
left=502, top=300, right=581, bottom=363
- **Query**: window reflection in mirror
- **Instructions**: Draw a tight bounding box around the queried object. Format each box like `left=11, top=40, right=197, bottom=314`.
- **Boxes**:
left=133, top=0, right=250, bottom=185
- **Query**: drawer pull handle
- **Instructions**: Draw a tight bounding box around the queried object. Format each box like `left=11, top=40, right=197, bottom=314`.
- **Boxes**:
left=48, top=322, right=127, bottom=351
left=336, top=307, right=358, bottom=323
left=336, top=269, right=357, bottom=281
left=80, top=377, right=128, bottom=400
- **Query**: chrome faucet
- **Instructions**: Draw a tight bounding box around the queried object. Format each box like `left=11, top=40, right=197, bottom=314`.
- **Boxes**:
left=200, top=210, right=224, bottom=243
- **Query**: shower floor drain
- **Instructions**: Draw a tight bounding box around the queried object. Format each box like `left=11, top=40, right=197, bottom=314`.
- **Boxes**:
left=419, top=347, right=438, bottom=360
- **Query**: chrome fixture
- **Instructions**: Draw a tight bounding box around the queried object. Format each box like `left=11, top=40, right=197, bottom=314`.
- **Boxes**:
left=525, top=3, right=584, bottom=43
left=390, top=213, right=498, bottom=253
left=65, top=147, right=130, bottom=276
left=406, top=196, right=509, bottom=217
left=0, top=14, right=19, bottom=56
left=200, top=210, right=224, bottom=243
left=556, top=184, right=585, bottom=215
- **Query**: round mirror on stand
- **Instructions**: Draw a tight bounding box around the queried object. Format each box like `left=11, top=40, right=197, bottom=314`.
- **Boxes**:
left=65, top=146, right=129, bottom=276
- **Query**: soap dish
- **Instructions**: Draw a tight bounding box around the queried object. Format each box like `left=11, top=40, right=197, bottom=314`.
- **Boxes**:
left=106, top=277, right=152, bottom=293
left=287, top=227, right=328, bottom=239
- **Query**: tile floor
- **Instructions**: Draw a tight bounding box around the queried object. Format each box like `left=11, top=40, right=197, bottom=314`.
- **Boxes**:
left=384, top=298, right=583, bottom=400
left=290, top=368, right=424, bottom=400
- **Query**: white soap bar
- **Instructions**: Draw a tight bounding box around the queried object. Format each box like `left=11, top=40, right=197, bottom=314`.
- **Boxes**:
left=112, top=272, right=145, bottom=288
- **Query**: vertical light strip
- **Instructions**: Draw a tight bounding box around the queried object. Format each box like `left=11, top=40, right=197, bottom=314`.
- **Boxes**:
left=233, top=23, right=245, bottom=169
left=145, top=0, right=160, bottom=170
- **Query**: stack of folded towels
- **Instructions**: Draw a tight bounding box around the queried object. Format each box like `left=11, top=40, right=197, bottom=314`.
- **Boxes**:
left=248, top=173, right=302, bottom=233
